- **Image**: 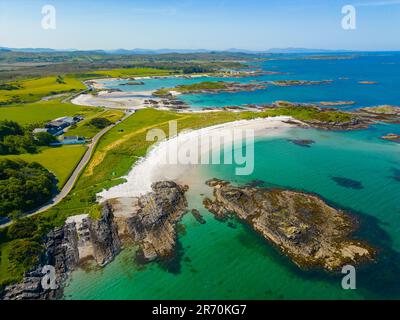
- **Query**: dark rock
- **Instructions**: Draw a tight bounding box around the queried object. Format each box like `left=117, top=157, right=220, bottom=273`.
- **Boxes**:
left=191, top=209, right=206, bottom=224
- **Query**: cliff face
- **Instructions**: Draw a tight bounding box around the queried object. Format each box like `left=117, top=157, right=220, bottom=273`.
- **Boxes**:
left=109, top=181, right=188, bottom=261
left=203, top=179, right=375, bottom=271
left=2, top=181, right=188, bottom=300
left=89, top=204, right=121, bottom=266
left=2, top=208, right=121, bottom=300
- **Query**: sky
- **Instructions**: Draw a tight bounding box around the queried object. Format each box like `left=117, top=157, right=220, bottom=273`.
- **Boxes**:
left=0, top=0, right=399, bottom=51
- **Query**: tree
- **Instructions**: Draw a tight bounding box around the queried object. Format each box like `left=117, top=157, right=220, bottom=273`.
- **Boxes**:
left=34, top=132, right=58, bottom=146
left=0, top=159, right=55, bottom=218
left=8, top=239, right=43, bottom=270
left=0, top=120, right=24, bottom=140
left=89, top=117, right=112, bottom=129
left=7, top=218, right=39, bottom=240
left=0, top=120, right=38, bottom=155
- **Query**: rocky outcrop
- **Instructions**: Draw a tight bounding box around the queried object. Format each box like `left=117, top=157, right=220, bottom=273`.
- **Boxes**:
left=203, top=179, right=375, bottom=272
left=356, top=105, right=400, bottom=124
left=2, top=208, right=121, bottom=300
left=302, top=118, right=370, bottom=130
left=2, top=225, right=79, bottom=300
left=108, top=181, right=188, bottom=262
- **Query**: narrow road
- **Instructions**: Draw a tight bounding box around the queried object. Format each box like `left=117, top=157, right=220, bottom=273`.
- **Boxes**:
left=0, top=110, right=134, bottom=229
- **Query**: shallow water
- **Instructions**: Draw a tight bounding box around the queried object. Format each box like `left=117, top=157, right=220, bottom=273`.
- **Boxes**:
left=64, top=53, right=400, bottom=300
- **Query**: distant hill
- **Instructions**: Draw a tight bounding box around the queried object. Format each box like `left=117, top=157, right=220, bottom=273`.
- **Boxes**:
left=0, top=46, right=355, bottom=55
left=266, top=47, right=353, bottom=54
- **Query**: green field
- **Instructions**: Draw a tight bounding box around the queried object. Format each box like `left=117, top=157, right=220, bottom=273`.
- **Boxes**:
left=2, top=145, right=87, bottom=188
left=86, top=67, right=175, bottom=78
left=0, top=99, right=102, bottom=125
left=0, top=76, right=86, bottom=105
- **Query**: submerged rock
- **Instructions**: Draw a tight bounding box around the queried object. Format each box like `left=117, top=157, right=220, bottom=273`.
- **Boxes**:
left=331, top=177, right=364, bottom=190
left=288, top=139, right=316, bottom=147
left=203, top=179, right=375, bottom=271
left=191, top=209, right=206, bottom=224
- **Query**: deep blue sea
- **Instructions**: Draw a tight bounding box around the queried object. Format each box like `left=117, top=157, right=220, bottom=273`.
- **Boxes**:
left=65, top=53, right=400, bottom=300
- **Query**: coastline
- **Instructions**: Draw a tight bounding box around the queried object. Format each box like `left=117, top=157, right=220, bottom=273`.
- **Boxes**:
left=97, top=116, right=301, bottom=201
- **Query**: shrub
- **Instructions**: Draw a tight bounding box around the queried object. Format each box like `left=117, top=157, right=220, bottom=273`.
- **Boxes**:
left=8, top=239, right=43, bottom=270
left=0, top=159, right=56, bottom=219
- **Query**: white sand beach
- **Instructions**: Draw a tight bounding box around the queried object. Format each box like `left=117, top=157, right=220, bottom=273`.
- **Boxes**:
left=71, top=90, right=157, bottom=109
left=97, top=116, right=301, bottom=201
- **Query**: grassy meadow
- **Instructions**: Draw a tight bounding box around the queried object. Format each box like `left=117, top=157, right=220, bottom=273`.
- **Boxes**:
left=2, top=145, right=87, bottom=188
left=0, top=76, right=86, bottom=105
left=0, top=99, right=102, bottom=125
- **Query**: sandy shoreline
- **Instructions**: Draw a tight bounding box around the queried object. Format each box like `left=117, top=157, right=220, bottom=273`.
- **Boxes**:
left=71, top=74, right=233, bottom=110
left=97, top=116, right=301, bottom=201
left=71, top=89, right=157, bottom=110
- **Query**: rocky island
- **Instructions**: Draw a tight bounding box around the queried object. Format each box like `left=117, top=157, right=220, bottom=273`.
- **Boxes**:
left=153, top=81, right=266, bottom=97
left=268, top=80, right=333, bottom=86
left=203, top=179, right=375, bottom=272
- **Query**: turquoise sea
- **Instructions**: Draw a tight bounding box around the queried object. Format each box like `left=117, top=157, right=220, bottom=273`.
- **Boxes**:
left=64, top=53, right=400, bottom=300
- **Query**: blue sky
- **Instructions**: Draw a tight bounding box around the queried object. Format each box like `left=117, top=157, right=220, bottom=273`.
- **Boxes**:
left=0, top=0, right=399, bottom=51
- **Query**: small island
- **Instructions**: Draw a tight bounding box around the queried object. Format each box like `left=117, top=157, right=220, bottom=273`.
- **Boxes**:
left=153, top=81, right=266, bottom=97
left=359, top=81, right=378, bottom=85
left=203, top=179, right=375, bottom=271
left=268, top=80, right=333, bottom=86
left=319, top=101, right=356, bottom=106
left=381, top=133, right=400, bottom=143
